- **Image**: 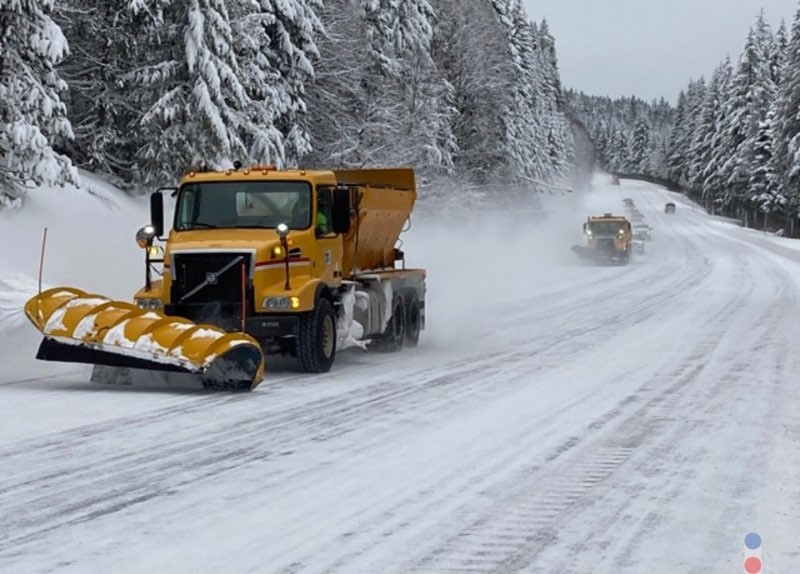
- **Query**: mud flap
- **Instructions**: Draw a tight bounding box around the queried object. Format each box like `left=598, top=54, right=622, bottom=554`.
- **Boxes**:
left=24, top=287, right=265, bottom=391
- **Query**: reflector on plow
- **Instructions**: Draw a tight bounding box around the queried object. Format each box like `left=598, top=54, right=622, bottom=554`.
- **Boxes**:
left=24, top=287, right=265, bottom=391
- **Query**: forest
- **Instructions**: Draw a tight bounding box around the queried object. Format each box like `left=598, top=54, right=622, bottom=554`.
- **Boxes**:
left=570, top=8, right=800, bottom=233
left=0, top=0, right=575, bottom=208
left=7, top=1, right=800, bottom=232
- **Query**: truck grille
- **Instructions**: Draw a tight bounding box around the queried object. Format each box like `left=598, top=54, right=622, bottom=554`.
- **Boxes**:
left=171, top=252, right=251, bottom=304
left=597, top=238, right=616, bottom=252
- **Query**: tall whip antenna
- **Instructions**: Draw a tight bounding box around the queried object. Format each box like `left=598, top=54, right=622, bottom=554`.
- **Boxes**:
left=38, top=227, right=48, bottom=294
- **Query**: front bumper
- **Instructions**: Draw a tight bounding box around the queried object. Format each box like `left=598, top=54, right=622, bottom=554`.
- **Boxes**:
left=165, top=303, right=300, bottom=338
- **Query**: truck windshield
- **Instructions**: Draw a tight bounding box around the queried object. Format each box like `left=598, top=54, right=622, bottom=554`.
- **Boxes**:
left=588, top=221, right=624, bottom=236
left=175, top=181, right=312, bottom=231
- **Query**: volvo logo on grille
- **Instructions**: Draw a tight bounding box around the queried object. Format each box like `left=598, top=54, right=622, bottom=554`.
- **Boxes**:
left=179, top=254, right=245, bottom=303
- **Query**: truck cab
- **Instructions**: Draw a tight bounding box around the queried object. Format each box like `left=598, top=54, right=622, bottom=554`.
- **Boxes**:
left=580, top=213, right=633, bottom=264
left=133, top=165, right=426, bottom=373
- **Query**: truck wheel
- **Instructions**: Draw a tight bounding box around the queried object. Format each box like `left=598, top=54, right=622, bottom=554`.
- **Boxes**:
left=404, top=293, right=421, bottom=348
left=297, top=298, right=336, bottom=373
left=374, top=294, right=406, bottom=352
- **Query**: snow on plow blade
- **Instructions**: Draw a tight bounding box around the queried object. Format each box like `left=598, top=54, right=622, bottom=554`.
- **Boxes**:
left=571, top=245, right=594, bottom=259
left=23, top=287, right=265, bottom=391
left=571, top=245, right=625, bottom=263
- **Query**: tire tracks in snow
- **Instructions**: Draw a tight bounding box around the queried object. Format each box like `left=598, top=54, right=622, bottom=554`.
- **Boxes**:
left=394, top=227, right=796, bottom=574
left=396, top=249, right=759, bottom=573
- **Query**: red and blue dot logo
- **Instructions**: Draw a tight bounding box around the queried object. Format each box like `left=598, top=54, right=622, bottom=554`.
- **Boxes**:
left=743, top=532, right=762, bottom=573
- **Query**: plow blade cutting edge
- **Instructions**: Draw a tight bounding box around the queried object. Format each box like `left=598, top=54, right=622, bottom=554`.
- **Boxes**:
left=23, top=287, right=265, bottom=390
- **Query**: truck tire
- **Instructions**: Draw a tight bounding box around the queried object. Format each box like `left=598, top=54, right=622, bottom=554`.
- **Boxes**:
left=297, top=298, right=336, bottom=373
left=404, top=292, right=421, bottom=348
left=373, top=294, right=406, bottom=352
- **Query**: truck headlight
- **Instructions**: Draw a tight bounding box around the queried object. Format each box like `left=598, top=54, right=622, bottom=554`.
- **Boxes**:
left=136, top=298, right=163, bottom=310
left=263, top=297, right=294, bottom=311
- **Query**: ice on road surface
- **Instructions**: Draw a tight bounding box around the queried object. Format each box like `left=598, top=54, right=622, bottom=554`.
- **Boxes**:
left=1, top=174, right=799, bottom=572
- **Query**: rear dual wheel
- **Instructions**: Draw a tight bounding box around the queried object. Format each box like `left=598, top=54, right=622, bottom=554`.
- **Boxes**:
left=404, top=292, right=421, bottom=348
left=374, top=290, right=421, bottom=352
left=377, top=294, right=406, bottom=352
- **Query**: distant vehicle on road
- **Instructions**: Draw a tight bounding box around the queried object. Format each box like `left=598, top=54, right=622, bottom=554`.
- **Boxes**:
left=665, top=202, right=676, bottom=214
left=633, top=224, right=652, bottom=240
left=571, top=213, right=633, bottom=265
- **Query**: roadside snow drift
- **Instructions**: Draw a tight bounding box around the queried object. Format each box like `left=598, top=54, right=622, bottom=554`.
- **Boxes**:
left=0, top=173, right=152, bottom=382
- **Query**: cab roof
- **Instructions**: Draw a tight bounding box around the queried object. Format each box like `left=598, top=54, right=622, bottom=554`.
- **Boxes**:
left=180, top=166, right=335, bottom=185
left=588, top=213, right=628, bottom=221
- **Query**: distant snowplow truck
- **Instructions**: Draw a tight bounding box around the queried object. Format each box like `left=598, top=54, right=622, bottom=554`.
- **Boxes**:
left=24, top=166, right=426, bottom=391
left=571, top=213, right=633, bottom=265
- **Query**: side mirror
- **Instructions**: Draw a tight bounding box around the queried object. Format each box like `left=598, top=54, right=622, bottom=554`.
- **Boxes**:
left=332, top=186, right=351, bottom=235
left=150, top=191, right=164, bottom=237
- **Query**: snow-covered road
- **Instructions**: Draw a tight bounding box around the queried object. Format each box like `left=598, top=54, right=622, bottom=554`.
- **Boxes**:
left=2, top=176, right=799, bottom=572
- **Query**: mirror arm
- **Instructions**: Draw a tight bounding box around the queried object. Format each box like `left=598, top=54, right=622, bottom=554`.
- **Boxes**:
left=145, top=237, right=153, bottom=292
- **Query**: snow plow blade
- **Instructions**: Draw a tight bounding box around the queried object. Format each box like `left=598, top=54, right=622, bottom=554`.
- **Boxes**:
left=24, top=287, right=265, bottom=391
left=571, top=245, right=593, bottom=259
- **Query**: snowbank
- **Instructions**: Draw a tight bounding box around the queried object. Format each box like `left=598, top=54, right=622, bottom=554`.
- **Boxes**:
left=0, top=172, right=157, bottom=382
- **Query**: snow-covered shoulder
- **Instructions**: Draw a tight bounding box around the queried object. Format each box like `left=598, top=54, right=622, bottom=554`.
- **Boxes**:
left=0, top=173, right=153, bottom=382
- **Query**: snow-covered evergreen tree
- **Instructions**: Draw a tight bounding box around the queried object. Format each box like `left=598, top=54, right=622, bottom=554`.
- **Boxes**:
left=0, top=0, right=77, bottom=203
left=770, top=5, right=800, bottom=215
left=427, top=0, right=510, bottom=182
left=714, top=20, right=776, bottom=211
left=701, top=58, right=735, bottom=208
left=686, top=69, right=722, bottom=188
left=302, top=0, right=457, bottom=176
left=749, top=109, right=779, bottom=214
left=2, top=0, right=577, bottom=204
left=628, top=118, right=651, bottom=172
left=477, top=0, right=574, bottom=186
left=664, top=91, right=689, bottom=182
left=231, top=0, right=323, bottom=166
left=131, top=0, right=252, bottom=184
left=54, top=0, right=148, bottom=186
left=567, top=91, right=674, bottom=179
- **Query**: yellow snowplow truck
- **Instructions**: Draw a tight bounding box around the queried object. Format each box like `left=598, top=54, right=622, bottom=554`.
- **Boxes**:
left=571, top=213, right=633, bottom=265
left=24, top=166, right=426, bottom=391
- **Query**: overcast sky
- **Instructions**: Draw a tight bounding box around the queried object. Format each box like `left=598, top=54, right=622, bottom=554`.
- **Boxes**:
left=523, top=0, right=800, bottom=103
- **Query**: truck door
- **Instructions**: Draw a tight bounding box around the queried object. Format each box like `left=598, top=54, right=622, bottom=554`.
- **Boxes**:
left=315, top=187, right=343, bottom=284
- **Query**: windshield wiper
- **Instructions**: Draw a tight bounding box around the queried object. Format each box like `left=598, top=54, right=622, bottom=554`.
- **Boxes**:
left=186, top=221, right=219, bottom=229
